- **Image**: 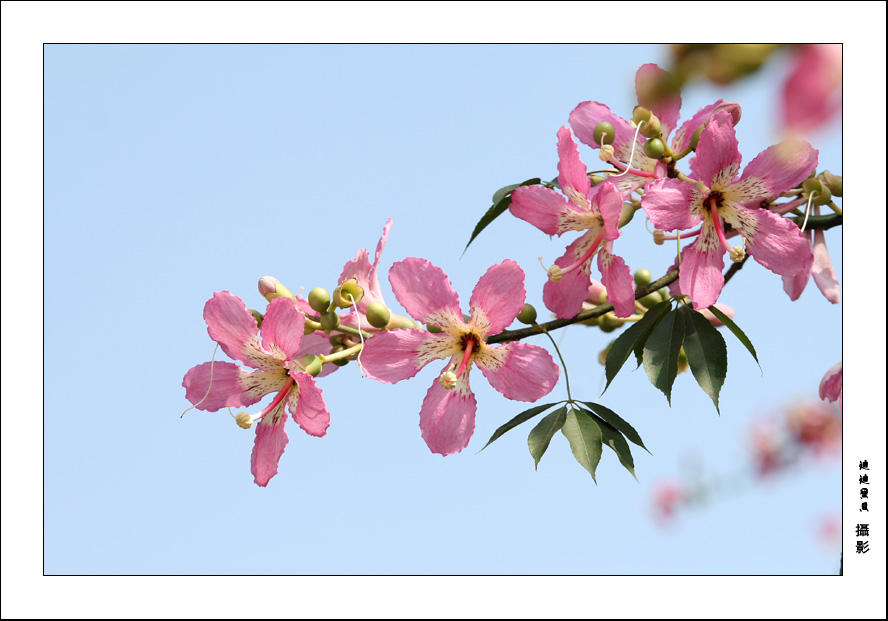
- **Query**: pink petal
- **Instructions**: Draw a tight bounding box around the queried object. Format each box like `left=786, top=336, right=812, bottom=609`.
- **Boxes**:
left=297, top=333, right=338, bottom=378
left=510, top=185, right=577, bottom=236
left=636, top=63, right=681, bottom=139
left=598, top=246, right=636, bottom=318
left=543, top=231, right=599, bottom=319
left=597, top=183, right=625, bottom=241
left=182, top=361, right=272, bottom=411
left=695, top=111, right=742, bottom=190
left=782, top=45, right=842, bottom=133
left=819, top=361, right=843, bottom=403
left=811, top=229, right=840, bottom=303
left=360, top=329, right=457, bottom=383
left=641, top=178, right=701, bottom=231
left=469, top=260, right=526, bottom=336
left=389, top=258, right=462, bottom=327
left=476, top=341, right=559, bottom=402
left=782, top=264, right=810, bottom=301
left=679, top=231, right=726, bottom=309
left=570, top=100, right=638, bottom=153
left=251, top=412, right=289, bottom=487
left=731, top=207, right=813, bottom=277
left=671, top=100, right=741, bottom=154
left=339, top=218, right=393, bottom=312
left=289, top=373, right=330, bottom=437
left=556, top=126, right=591, bottom=202
left=204, top=291, right=279, bottom=369
left=699, top=304, right=735, bottom=327
left=259, top=297, right=305, bottom=362
left=731, top=140, right=818, bottom=202
left=419, top=373, right=477, bottom=456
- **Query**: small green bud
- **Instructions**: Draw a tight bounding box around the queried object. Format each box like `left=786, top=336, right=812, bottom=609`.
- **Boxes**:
left=643, top=137, right=666, bottom=159
left=819, top=170, right=842, bottom=197
left=659, top=288, right=671, bottom=302
left=365, top=301, right=391, bottom=329
left=258, top=276, right=295, bottom=303
left=329, top=334, right=347, bottom=347
left=590, top=174, right=607, bottom=185
left=308, top=288, right=331, bottom=314
left=632, top=106, right=652, bottom=124
left=387, top=314, right=418, bottom=330
left=296, top=354, right=323, bottom=377
left=633, top=269, right=652, bottom=287
left=639, top=114, right=661, bottom=139
left=638, top=291, right=662, bottom=310
left=599, top=314, right=621, bottom=333
left=803, top=177, right=831, bottom=205
left=593, top=121, right=615, bottom=146
left=579, top=314, right=600, bottom=327
left=677, top=348, right=689, bottom=374
left=304, top=323, right=316, bottom=335
left=340, top=278, right=364, bottom=306
left=248, top=309, right=264, bottom=329
left=427, top=324, right=442, bottom=333
left=619, top=203, right=635, bottom=227
left=689, top=124, right=705, bottom=149
left=332, top=358, right=350, bottom=367
left=517, top=303, right=537, bottom=325
left=319, top=311, right=340, bottom=333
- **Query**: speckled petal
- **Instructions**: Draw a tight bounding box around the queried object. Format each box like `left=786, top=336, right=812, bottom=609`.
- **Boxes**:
left=556, top=126, right=591, bottom=204
left=510, top=185, right=585, bottom=236
left=695, top=111, right=742, bottom=190
left=724, top=205, right=812, bottom=277
left=259, top=297, right=305, bottom=362
left=476, top=341, right=559, bottom=402
left=597, top=183, right=625, bottom=241
left=251, top=410, right=289, bottom=487
left=204, top=291, right=280, bottom=370
left=469, top=260, right=526, bottom=336
left=419, top=372, right=477, bottom=456
left=730, top=140, right=819, bottom=203
left=679, top=229, right=726, bottom=309
left=598, top=246, right=636, bottom=318
left=183, top=362, right=286, bottom=411
left=543, top=231, right=599, bottom=319
left=360, top=329, right=459, bottom=384
left=289, top=373, right=330, bottom=437
left=389, top=258, right=463, bottom=329
left=642, top=178, right=701, bottom=232
left=671, top=100, right=741, bottom=154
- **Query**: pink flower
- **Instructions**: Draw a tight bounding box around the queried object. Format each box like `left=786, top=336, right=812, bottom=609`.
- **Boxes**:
left=786, top=402, right=841, bottom=456
left=782, top=212, right=841, bottom=303
left=782, top=44, right=842, bottom=134
left=182, top=291, right=330, bottom=487
left=651, top=479, right=686, bottom=525
left=510, top=126, right=635, bottom=319
left=570, top=63, right=741, bottom=194
left=641, top=110, right=818, bottom=309
left=819, top=361, right=843, bottom=411
left=360, top=259, right=560, bottom=455
left=337, top=218, right=394, bottom=332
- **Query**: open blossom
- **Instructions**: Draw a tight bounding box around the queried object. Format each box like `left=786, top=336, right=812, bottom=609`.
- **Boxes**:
left=360, top=259, right=560, bottom=455
left=337, top=218, right=400, bottom=331
left=819, top=361, right=843, bottom=411
left=782, top=212, right=841, bottom=303
left=641, top=110, right=817, bottom=309
left=510, top=126, right=635, bottom=319
left=569, top=63, right=741, bottom=193
left=182, top=292, right=330, bottom=486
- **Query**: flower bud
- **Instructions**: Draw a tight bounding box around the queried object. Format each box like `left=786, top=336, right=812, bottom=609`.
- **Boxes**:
left=332, top=358, right=350, bottom=367
left=593, top=121, right=615, bottom=146
left=308, top=287, right=331, bottom=314
left=638, top=291, right=662, bottom=310
left=365, top=301, right=391, bottom=329
left=296, top=354, right=323, bottom=377
left=677, top=348, right=689, bottom=374
left=439, top=371, right=458, bottom=390
left=235, top=412, right=253, bottom=429
left=590, top=174, right=607, bottom=185
left=320, top=310, right=340, bottom=333
left=643, top=137, right=666, bottom=159
left=689, top=125, right=705, bottom=150
left=387, top=314, right=418, bottom=330
left=639, top=114, right=661, bottom=139
left=632, top=106, right=652, bottom=124
left=598, top=341, right=615, bottom=366
left=599, top=313, right=621, bottom=333
left=333, top=278, right=364, bottom=308
left=819, top=170, right=842, bottom=197
left=427, top=324, right=442, bottom=333
left=634, top=268, right=652, bottom=287
left=659, top=288, right=671, bottom=302
left=258, top=276, right=295, bottom=302
left=599, top=144, right=615, bottom=161
left=619, top=203, right=635, bottom=227
left=586, top=280, right=607, bottom=305
left=248, top=309, right=264, bottom=329
left=517, top=303, right=537, bottom=325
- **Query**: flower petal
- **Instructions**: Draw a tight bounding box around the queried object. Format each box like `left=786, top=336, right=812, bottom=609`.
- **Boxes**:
left=360, top=329, right=459, bottom=384
left=183, top=362, right=286, bottom=411
left=723, top=205, right=812, bottom=277
left=730, top=139, right=818, bottom=202
left=289, top=373, right=330, bottom=437
left=543, top=231, right=599, bottom=319
left=469, top=260, right=526, bottom=336
left=636, top=63, right=681, bottom=139
left=641, top=178, right=702, bottom=231
left=389, top=258, right=463, bottom=328
left=819, top=361, right=843, bottom=403
left=671, top=100, right=741, bottom=154
left=695, top=110, right=742, bottom=190
left=251, top=411, right=289, bottom=487
left=204, top=291, right=280, bottom=370
left=259, top=297, right=305, bottom=362
left=476, top=341, right=559, bottom=402
left=680, top=229, right=726, bottom=309
left=811, top=229, right=840, bottom=303
left=570, top=101, right=636, bottom=150
left=510, top=185, right=588, bottom=236
left=339, top=218, right=393, bottom=313
left=596, top=183, right=625, bottom=241
left=598, top=245, right=636, bottom=318
left=556, top=126, right=591, bottom=204
left=782, top=44, right=842, bottom=133
left=419, top=373, right=477, bottom=456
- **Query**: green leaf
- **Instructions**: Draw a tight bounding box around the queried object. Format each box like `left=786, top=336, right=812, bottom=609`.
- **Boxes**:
left=480, top=402, right=559, bottom=451
left=633, top=300, right=673, bottom=368
left=527, top=405, right=567, bottom=468
left=579, top=401, right=650, bottom=453
left=596, top=418, right=638, bottom=482
left=604, top=299, right=672, bottom=392
left=681, top=307, right=728, bottom=414
left=561, top=408, right=603, bottom=482
left=643, top=308, right=686, bottom=405
left=464, top=178, right=541, bottom=253
left=707, top=305, right=761, bottom=371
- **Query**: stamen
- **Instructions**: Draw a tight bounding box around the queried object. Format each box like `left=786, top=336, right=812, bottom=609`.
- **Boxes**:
left=709, top=197, right=734, bottom=255
left=439, top=371, right=458, bottom=390
left=454, top=338, right=476, bottom=378
left=800, top=191, right=816, bottom=232
left=611, top=120, right=645, bottom=179
left=250, top=376, right=295, bottom=425
left=557, top=229, right=606, bottom=277
left=346, top=292, right=366, bottom=378
left=655, top=227, right=701, bottom=245
left=181, top=344, right=220, bottom=418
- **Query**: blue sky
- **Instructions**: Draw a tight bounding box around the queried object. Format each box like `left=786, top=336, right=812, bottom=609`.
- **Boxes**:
left=4, top=4, right=887, bottom=617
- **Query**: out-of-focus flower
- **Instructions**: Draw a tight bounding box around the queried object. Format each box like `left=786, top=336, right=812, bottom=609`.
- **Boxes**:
left=651, top=479, right=687, bottom=525
left=749, top=420, right=785, bottom=477
left=819, top=361, right=843, bottom=411
left=786, top=402, right=841, bottom=457
left=782, top=44, right=842, bottom=134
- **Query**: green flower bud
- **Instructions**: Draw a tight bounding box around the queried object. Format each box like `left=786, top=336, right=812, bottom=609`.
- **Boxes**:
left=248, top=309, right=264, bottom=329
left=579, top=314, right=600, bottom=327
left=803, top=177, right=831, bottom=205
left=639, top=114, right=661, bottom=139
left=258, top=276, right=295, bottom=303
left=689, top=125, right=705, bottom=150
left=659, top=288, right=671, bottom=302
left=517, top=303, right=537, bottom=325
left=296, top=354, right=323, bottom=377
left=387, top=314, right=418, bottom=330
left=599, top=314, right=621, bottom=333
left=320, top=311, right=340, bottom=333
left=593, top=121, right=615, bottom=146
left=308, top=288, right=331, bottom=314
left=643, top=137, right=666, bottom=159
left=329, top=334, right=347, bottom=347
left=365, top=301, right=391, bottom=329
left=333, top=278, right=365, bottom=308
left=619, top=203, right=635, bottom=227
left=633, top=268, right=652, bottom=287
left=632, top=106, right=652, bottom=124
left=332, top=358, right=350, bottom=367
left=819, top=170, right=842, bottom=197
left=427, top=324, right=442, bottom=333
left=638, top=291, right=662, bottom=310
left=590, top=174, right=607, bottom=185
left=677, top=348, right=689, bottom=374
